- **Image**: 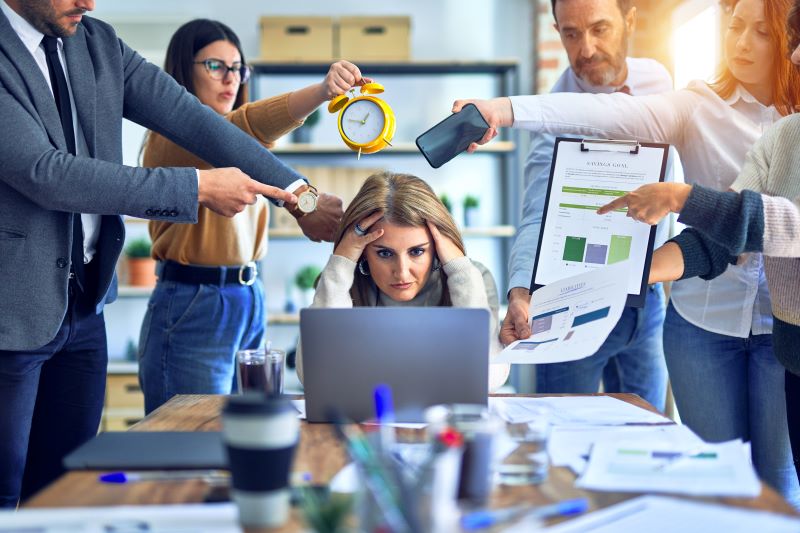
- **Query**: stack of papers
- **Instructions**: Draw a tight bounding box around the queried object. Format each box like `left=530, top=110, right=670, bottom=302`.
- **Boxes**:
left=490, top=396, right=668, bottom=427
left=549, top=424, right=703, bottom=474
left=530, top=495, right=800, bottom=532
left=576, top=439, right=761, bottom=498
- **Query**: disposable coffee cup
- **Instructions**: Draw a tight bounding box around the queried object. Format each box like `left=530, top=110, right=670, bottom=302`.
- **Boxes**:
left=222, top=393, right=299, bottom=528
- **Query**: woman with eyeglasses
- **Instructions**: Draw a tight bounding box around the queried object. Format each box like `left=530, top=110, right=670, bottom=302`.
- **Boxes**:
left=137, top=19, right=367, bottom=414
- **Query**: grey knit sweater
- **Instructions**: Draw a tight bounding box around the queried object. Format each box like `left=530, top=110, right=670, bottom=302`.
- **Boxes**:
left=671, top=114, right=800, bottom=372
left=295, top=254, right=511, bottom=390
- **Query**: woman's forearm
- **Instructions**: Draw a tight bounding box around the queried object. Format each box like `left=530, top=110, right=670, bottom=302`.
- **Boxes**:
left=648, top=242, right=685, bottom=283
left=286, top=83, right=328, bottom=122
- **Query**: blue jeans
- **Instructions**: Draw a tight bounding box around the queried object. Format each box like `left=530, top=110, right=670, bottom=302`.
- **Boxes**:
left=536, top=283, right=668, bottom=411
left=138, top=278, right=266, bottom=414
left=664, top=302, right=800, bottom=507
left=0, top=286, right=107, bottom=507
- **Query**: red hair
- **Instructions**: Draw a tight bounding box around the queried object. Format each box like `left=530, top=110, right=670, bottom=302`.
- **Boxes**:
left=711, top=0, right=800, bottom=115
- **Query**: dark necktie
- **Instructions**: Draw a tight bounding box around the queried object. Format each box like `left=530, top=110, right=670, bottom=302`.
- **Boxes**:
left=42, top=35, right=85, bottom=290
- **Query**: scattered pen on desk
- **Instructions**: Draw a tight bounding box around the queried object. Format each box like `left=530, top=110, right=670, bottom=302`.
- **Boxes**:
left=460, top=498, right=589, bottom=530
left=99, top=470, right=229, bottom=484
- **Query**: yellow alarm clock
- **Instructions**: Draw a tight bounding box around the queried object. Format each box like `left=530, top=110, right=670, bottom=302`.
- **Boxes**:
left=328, top=82, right=396, bottom=158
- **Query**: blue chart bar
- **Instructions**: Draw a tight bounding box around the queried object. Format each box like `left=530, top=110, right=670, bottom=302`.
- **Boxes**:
left=572, top=306, right=611, bottom=327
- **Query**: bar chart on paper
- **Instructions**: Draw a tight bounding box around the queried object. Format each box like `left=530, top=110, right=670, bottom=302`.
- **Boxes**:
left=561, top=234, right=631, bottom=265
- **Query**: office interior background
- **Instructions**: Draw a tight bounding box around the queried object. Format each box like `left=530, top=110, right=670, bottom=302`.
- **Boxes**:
left=95, top=0, right=723, bottom=427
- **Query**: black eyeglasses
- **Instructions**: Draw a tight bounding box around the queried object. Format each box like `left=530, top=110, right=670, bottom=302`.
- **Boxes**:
left=193, top=58, right=251, bottom=84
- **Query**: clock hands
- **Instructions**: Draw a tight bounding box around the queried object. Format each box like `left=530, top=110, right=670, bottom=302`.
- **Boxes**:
left=347, top=112, right=371, bottom=127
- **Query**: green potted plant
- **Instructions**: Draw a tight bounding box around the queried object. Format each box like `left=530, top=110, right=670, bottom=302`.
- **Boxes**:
left=463, top=195, right=480, bottom=227
left=439, top=193, right=453, bottom=214
left=124, top=237, right=155, bottom=287
left=294, top=264, right=322, bottom=307
left=292, top=109, right=320, bottom=144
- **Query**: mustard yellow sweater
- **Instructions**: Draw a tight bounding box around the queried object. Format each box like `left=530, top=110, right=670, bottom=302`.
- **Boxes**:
left=143, top=93, right=302, bottom=266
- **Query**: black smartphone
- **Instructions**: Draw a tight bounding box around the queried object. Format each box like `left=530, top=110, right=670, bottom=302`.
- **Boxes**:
left=415, top=103, right=490, bottom=169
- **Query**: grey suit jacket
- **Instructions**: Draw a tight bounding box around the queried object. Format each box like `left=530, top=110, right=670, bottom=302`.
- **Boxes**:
left=0, top=13, right=304, bottom=351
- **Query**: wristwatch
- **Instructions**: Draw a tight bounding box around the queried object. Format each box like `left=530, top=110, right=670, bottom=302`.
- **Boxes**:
left=292, top=184, right=318, bottom=217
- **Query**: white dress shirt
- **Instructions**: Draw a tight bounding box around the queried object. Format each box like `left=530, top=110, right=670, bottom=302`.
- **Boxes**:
left=508, top=57, right=674, bottom=292
left=509, top=80, right=778, bottom=338
left=2, top=1, right=100, bottom=264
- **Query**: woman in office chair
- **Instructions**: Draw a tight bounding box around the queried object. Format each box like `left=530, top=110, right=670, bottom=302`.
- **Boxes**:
left=295, top=171, right=510, bottom=391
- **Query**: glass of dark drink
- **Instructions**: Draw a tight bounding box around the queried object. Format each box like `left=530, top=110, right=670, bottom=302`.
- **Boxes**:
left=236, top=348, right=285, bottom=397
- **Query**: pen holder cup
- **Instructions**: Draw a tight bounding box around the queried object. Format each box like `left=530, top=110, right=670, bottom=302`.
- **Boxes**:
left=425, top=404, right=503, bottom=505
left=222, top=394, right=299, bottom=528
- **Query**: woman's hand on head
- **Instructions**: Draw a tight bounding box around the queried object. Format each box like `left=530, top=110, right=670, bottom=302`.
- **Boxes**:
left=333, top=210, right=385, bottom=263
left=321, top=60, right=373, bottom=100
left=427, top=221, right=464, bottom=266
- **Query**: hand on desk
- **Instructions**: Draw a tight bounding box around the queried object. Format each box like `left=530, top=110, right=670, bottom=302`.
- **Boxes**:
left=500, top=287, right=532, bottom=346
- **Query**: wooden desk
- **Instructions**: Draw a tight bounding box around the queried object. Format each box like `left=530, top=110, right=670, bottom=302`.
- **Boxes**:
left=25, top=394, right=798, bottom=530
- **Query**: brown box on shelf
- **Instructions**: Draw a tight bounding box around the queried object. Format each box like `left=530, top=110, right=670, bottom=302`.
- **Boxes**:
left=259, top=16, right=335, bottom=62
left=105, top=374, right=144, bottom=410
left=338, top=16, right=410, bottom=62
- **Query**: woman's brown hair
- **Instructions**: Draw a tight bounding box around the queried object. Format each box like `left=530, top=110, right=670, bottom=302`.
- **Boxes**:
left=711, top=0, right=800, bottom=116
left=333, top=172, right=465, bottom=307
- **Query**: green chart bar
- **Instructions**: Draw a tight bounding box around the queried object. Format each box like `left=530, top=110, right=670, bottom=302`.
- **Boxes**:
left=563, top=236, right=587, bottom=262
left=608, top=235, right=632, bottom=264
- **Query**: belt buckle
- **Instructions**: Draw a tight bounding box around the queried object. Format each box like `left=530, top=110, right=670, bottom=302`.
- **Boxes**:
left=238, top=261, right=257, bottom=286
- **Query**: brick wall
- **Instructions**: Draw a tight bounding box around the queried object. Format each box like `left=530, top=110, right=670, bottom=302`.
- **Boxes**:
left=534, top=0, right=684, bottom=93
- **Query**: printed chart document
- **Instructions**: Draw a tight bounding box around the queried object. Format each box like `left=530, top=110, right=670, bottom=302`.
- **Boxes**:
left=576, top=439, right=761, bottom=498
left=530, top=496, right=800, bottom=533
left=497, top=262, right=628, bottom=364
left=532, top=138, right=668, bottom=307
left=548, top=424, right=704, bottom=475
left=489, top=396, right=668, bottom=427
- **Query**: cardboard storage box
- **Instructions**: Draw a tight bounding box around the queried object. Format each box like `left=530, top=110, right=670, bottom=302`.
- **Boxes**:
left=259, top=16, right=335, bottom=62
left=338, top=16, right=411, bottom=61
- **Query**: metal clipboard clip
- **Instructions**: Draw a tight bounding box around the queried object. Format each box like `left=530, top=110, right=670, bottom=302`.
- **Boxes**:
left=580, top=139, right=640, bottom=155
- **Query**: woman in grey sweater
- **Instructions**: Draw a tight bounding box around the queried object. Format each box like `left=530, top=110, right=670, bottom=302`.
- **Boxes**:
left=296, top=171, right=510, bottom=391
left=599, top=75, right=800, bottom=483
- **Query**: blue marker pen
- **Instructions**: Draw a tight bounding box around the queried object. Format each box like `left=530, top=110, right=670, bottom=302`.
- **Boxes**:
left=460, top=498, right=589, bottom=530
left=373, top=383, right=396, bottom=450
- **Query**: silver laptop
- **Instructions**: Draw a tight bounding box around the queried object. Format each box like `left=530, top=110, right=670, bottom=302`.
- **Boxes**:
left=300, top=307, right=490, bottom=423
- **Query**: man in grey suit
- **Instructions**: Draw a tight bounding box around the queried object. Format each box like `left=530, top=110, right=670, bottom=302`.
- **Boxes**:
left=0, top=0, right=342, bottom=506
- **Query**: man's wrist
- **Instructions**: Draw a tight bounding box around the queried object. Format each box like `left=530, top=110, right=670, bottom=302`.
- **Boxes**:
left=508, top=287, right=531, bottom=302
left=672, top=184, right=692, bottom=213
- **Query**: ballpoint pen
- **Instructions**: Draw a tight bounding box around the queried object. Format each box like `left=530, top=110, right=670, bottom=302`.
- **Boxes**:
left=460, top=498, right=589, bottom=530
left=373, top=383, right=396, bottom=451
left=99, top=470, right=229, bottom=484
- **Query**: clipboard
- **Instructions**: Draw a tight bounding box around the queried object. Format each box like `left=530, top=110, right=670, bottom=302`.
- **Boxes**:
left=530, top=137, right=669, bottom=308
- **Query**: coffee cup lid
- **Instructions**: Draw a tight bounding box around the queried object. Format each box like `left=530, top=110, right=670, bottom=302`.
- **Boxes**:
left=223, top=393, right=293, bottom=416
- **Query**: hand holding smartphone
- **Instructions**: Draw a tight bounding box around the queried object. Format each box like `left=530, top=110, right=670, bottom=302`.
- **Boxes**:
left=415, top=103, right=490, bottom=168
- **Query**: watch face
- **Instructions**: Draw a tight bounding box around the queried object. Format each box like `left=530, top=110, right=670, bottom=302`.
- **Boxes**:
left=340, top=99, right=386, bottom=145
left=298, top=191, right=317, bottom=213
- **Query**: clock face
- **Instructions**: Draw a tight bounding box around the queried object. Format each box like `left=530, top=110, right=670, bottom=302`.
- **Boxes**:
left=340, top=99, right=386, bottom=145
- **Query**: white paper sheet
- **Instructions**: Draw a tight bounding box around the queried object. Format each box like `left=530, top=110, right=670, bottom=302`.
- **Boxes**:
left=489, top=396, right=668, bottom=427
left=532, top=495, right=800, bottom=533
left=576, top=439, right=761, bottom=497
left=496, top=262, right=629, bottom=364
left=0, top=503, right=241, bottom=532
left=549, top=424, right=704, bottom=474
